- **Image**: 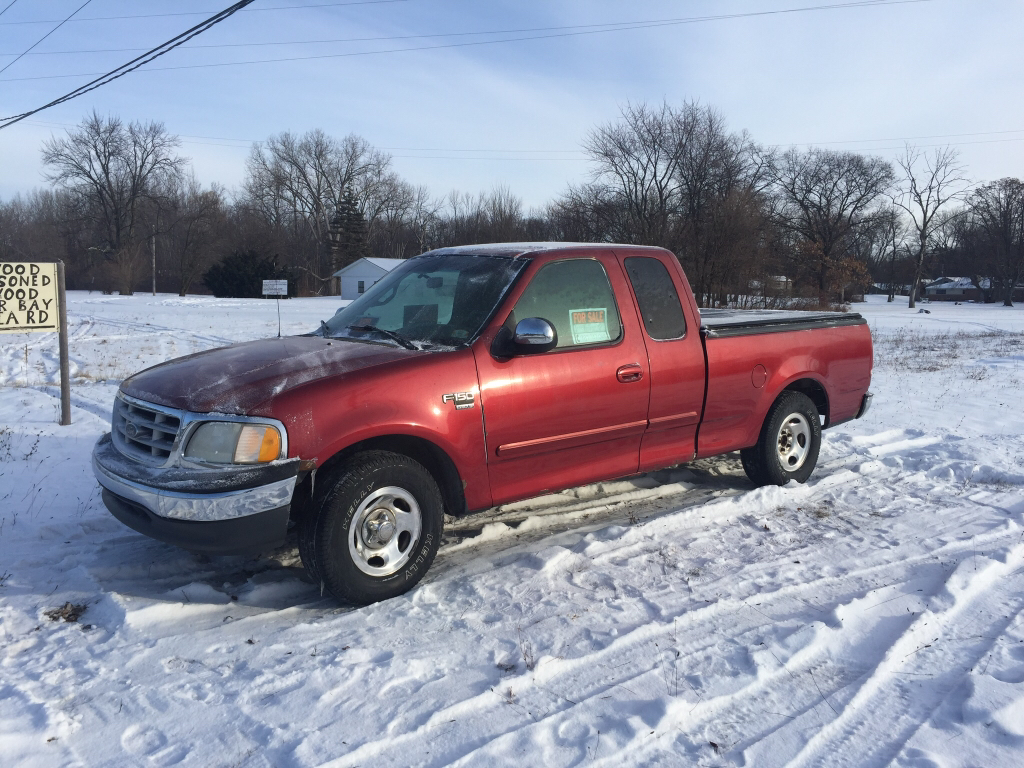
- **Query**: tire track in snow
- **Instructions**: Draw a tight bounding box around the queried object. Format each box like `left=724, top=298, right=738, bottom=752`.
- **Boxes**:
left=546, top=533, right=1024, bottom=766
left=28, top=384, right=113, bottom=422
left=321, top=515, right=1024, bottom=768
left=783, top=544, right=1024, bottom=768
left=75, top=313, right=235, bottom=347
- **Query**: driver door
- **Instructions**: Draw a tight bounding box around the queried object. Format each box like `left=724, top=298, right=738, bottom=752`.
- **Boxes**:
left=472, top=253, right=651, bottom=506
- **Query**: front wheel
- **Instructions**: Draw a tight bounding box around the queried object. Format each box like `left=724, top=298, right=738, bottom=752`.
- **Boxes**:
left=741, top=391, right=822, bottom=486
left=298, top=451, right=443, bottom=605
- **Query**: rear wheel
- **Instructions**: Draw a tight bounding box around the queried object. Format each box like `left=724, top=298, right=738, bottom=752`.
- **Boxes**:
left=298, top=451, right=443, bottom=605
left=741, top=391, right=821, bottom=486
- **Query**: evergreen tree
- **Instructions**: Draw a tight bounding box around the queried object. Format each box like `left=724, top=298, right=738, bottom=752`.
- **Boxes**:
left=203, top=249, right=293, bottom=298
left=329, top=189, right=369, bottom=272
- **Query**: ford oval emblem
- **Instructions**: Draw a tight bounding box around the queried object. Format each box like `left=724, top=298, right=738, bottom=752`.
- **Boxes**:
left=125, top=423, right=139, bottom=438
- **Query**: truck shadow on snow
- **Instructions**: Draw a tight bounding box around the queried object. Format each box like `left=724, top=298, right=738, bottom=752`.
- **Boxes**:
left=81, top=455, right=752, bottom=614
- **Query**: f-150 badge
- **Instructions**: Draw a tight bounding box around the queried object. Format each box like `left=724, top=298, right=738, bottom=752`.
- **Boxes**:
left=442, top=392, right=475, bottom=410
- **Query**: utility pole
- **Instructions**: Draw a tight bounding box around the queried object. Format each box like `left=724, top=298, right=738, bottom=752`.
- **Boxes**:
left=151, top=226, right=157, bottom=296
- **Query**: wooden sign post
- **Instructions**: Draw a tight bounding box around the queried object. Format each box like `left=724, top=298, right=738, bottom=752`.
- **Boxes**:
left=0, top=261, right=71, bottom=425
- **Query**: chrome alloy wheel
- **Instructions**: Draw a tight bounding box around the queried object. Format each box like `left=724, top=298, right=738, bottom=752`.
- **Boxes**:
left=348, top=486, right=422, bottom=577
left=776, top=413, right=812, bottom=472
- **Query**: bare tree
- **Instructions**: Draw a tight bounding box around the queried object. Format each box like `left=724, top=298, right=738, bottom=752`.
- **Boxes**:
left=162, top=174, right=224, bottom=295
left=583, top=101, right=685, bottom=246
left=770, top=148, right=895, bottom=301
left=962, top=178, right=1024, bottom=306
left=484, top=185, right=524, bottom=242
left=893, top=144, right=968, bottom=308
left=429, top=187, right=541, bottom=247
left=864, top=205, right=909, bottom=302
left=577, top=100, right=771, bottom=305
left=243, top=130, right=391, bottom=293
left=41, top=112, right=185, bottom=294
left=406, top=185, right=441, bottom=254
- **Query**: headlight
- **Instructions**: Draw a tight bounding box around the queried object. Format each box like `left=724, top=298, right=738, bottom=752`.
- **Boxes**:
left=184, top=422, right=283, bottom=464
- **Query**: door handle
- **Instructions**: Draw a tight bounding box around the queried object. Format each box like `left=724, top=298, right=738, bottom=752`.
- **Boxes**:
left=616, top=363, right=644, bottom=383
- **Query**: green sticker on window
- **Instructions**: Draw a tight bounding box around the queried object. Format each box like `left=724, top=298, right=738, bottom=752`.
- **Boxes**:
left=569, top=308, right=610, bottom=344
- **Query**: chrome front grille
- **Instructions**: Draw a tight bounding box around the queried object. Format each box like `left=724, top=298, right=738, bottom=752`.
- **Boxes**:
left=112, top=395, right=182, bottom=464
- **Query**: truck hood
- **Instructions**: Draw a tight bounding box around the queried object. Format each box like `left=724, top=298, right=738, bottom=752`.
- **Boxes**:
left=120, top=336, right=421, bottom=414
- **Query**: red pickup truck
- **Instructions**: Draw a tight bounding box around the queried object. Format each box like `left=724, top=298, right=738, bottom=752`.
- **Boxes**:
left=93, top=243, right=873, bottom=604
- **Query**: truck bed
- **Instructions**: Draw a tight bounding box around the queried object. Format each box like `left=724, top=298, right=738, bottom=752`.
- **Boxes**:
left=699, top=308, right=867, bottom=338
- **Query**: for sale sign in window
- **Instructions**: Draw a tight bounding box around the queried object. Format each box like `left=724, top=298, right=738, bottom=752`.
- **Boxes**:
left=569, top=307, right=610, bottom=345
left=0, top=262, right=59, bottom=332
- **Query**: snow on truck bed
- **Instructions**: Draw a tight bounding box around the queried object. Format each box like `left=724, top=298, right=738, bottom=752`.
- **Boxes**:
left=1, top=293, right=1024, bottom=767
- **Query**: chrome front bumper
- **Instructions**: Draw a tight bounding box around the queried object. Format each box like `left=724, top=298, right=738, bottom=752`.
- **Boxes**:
left=92, top=433, right=298, bottom=523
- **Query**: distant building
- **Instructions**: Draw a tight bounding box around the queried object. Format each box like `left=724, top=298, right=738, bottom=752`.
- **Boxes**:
left=924, top=277, right=986, bottom=302
left=332, top=258, right=404, bottom=300
left=926, top=276, right=1024, bottom=303
left=748, top=275, right=793, bottom=295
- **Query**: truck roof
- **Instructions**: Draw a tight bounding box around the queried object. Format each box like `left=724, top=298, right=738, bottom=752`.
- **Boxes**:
left=419, top=242, right=671, bottom=258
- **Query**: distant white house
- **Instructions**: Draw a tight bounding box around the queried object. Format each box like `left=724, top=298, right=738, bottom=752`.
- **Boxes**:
left=924, top=276, right=986, bottom=302
left=748, top=275, right=793, bottom=295
left=332, top=258, right=405, bottom=300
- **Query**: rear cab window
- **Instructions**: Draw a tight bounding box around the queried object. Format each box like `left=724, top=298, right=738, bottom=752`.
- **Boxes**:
left=508, top=259, right=623, bottom=349
left=623, top=256, right=687, bottom=340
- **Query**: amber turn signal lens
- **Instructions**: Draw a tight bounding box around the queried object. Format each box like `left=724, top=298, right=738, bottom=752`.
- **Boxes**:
left=257, top=426, right=282, bottom=462
left=233, top=425, right=282, bottom=463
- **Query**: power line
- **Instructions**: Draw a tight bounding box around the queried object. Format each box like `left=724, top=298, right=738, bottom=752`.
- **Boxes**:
left=769, top=131, right=1024, bottom=153
left=21, top=118, right=1024, bottom=157
left=776, top=128, right=1024, bottom=146
left=0, top=0, right=409, bottom=26
left=1, top=17, right=895, bottom=58
left=821, top=136, right=1024, bottom=152
left=0, top=1, right=258, bottom=129
left=0, top=0, right=91, bottom=76
left=0, top=0, right=937, bottom=83
left=0, top=1, right=19, bottom=19
left=0, top=5, right=935, bottom=58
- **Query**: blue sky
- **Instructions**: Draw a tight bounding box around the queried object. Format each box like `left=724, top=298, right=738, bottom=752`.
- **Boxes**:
left=1, top=0, right=1022, bottom=208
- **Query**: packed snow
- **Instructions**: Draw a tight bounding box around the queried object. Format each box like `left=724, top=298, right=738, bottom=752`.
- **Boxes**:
left=1, top=293, right=1023, bottom=767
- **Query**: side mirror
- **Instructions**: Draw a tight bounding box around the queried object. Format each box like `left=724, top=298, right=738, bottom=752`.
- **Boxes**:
left=491, top=317, right=558, bottom=357
left=514, top=317, right=557, bottom=350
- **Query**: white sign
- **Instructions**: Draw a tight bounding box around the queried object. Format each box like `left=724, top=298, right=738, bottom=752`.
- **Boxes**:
left=0, top=262, right=59, bottom=333
left=262, top=279, right=288, bottom=296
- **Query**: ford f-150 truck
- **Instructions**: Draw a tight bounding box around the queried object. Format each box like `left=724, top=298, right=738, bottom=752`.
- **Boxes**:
left=92, top=243, right=873, bottom=604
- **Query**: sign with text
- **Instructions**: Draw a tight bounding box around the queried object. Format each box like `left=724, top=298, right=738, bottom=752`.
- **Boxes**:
left=262, top=279, right=288, bottom=296
left=569, top=307, right=610, bottom=345
left=0, top=262, right=59, bottom=332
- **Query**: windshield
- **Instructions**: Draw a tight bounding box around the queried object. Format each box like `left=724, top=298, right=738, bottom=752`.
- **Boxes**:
left=320, top=254, right=527, bottom=348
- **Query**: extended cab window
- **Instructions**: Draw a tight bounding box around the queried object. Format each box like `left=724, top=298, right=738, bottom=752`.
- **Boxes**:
left=624, top=256, right=687, bottom=340
left=509, top=259, right=622, bottom=349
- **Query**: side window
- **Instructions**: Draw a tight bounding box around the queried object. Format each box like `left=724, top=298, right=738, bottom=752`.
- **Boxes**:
left=510, top=259, right=622, bottom=349
left=623, top=257, right=687, bottom=340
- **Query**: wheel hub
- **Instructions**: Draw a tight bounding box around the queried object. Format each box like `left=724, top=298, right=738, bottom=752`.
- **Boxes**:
left=363, top=509, right=397, bottom=547
left=348, top=486, right=423, bottom=577
left=776, top=413, right=811, bottom=472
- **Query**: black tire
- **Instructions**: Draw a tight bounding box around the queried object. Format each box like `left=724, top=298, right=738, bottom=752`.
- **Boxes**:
left=298, top=451, right=443, bottom=605
left=740, top=391, right=821, bottom=487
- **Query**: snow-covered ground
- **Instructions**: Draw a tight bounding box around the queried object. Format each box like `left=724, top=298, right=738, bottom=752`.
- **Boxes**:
left=1, top=293, right=1023, bottom=767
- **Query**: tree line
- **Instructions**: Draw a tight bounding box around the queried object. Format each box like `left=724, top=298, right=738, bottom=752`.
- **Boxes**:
left=1, top=103, right=1022, bottom=307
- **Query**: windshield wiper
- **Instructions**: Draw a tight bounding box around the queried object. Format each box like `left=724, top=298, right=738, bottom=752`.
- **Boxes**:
left=347, top=324, right=418, bottom=350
